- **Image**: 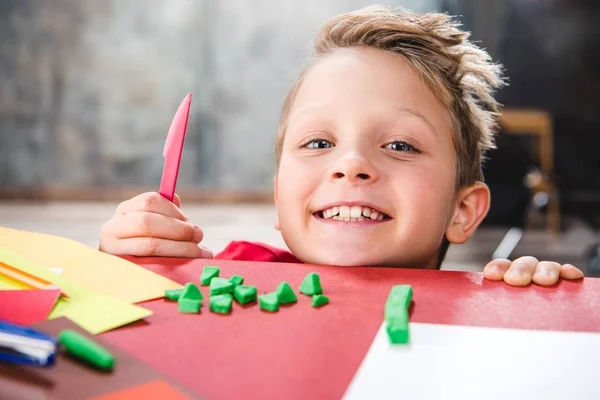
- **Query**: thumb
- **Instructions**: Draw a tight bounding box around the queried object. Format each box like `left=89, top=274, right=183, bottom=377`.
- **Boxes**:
left=173, top=193, right=181, bottom=208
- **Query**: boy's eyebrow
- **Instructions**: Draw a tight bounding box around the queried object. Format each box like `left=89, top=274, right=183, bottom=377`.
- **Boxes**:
left=392, top=107, right=439, bottom=137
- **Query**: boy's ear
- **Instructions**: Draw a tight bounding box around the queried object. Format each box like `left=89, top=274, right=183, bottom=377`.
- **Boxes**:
left=445, top=182, right=490, bottom=244
left=273, top=175, right=280, bottom=231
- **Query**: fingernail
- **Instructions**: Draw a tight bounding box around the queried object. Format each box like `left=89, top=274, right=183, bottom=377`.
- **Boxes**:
left=487, top=264, right=502, bottom=274
left=198, top=245, right=213, bottom=259
left=508, top=267, right=526, bottom=277
left=192, top=226, right=203, bottom=243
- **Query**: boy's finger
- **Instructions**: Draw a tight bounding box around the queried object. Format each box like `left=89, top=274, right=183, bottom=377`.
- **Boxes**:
left=531, top=261, right=561, bottom=286
left=483, top=259, right=512, bottom=280
left=503, top=256, right=538, bottom=286
left=106, top=212, right=203, bottom=242
left=173, top=193, right=181, bottom=208
left=116, top=192, right=188, bottom=221
left=560, top=264, right=584, bottom=280
left=110, top=237, right=213, bottom=258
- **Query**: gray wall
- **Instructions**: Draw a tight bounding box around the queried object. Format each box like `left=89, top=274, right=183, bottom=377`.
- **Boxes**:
left=0, top=0, right=440, bottom=194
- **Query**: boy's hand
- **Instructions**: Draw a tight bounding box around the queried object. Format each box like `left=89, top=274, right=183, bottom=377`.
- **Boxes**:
left=99, top=192, right=213, bottom=258
left=483, top=257, right=583, bottom=286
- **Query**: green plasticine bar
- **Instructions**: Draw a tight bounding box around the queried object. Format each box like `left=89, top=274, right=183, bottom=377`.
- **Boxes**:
left=384, top=285, right=412, bottom=344
left=59, top=329, right=115, bottom=371
left=385, top=285, right=412, bottom=320
left=386, top=312, right=410, bottom=344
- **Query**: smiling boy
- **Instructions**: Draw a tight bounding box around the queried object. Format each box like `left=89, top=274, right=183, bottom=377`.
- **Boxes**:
left=99, top=6, right=583, bottom=286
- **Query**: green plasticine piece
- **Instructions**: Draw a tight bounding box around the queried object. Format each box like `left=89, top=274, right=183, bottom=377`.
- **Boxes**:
left=180, top=283, right=203, bottom=301
left=299, top=272, right=323, bottom=295
left=386, top=314, right=410, bottom=344
left=312, top=294, right=329, bottom=307
left=259, top=292, right=279, bottom=312
left=164, top=288, right=183, bottom=301
left=210, top=277, right=234, bottom=295
left=229, top=275, right=244, bottom=287
left=385, top=285, right=412, bottom=318
left=234, top=285, right=257, bottom=305
left=210, top=294, right=233, bottom=314
left=178, top=298, right=201, bottom=313
left=200, top=266, right=220, bottom=285
left=59, top=329, right=115, bottom=371
left=275, top=282, right=297, bottom=304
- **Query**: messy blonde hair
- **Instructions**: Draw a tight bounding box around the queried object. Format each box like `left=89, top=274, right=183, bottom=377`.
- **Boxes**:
left=275, top=5, right=505, bottom=189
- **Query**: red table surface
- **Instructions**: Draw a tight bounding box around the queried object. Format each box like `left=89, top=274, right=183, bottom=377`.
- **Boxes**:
left=100, top=258, right=600, bottom=400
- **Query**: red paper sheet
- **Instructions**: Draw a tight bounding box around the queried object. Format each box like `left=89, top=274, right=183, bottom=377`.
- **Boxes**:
left=0, top=289, right=60, bottom=325
left=97, top=257, right=600, bottom=400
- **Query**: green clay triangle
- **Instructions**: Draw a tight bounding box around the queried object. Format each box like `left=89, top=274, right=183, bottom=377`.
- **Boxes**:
left=299, top=273, right=323, bottom=296
left=229, top=275, right=244, bottom=287
left=200, top=266, right=220, bottom=285
left=234, top=285, right=257, bottom=305
left=210, top=294, right=233, bottom=314
left=276, top=282, right=297, bottom=304
left=312, top=294, right=329, bottom=307
left=180, top=283, right=203, bottom=300
left=210, top=277, right=234, bottom=295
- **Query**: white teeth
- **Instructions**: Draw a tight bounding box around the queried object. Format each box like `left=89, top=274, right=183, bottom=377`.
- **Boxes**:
left=318, top=205, right=388, bottom=221
left=339, top=206, right=350, bottom=218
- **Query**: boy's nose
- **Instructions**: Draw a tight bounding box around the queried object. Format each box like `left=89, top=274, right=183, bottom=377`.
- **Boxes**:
left=329, top=154, right=379, bottom=184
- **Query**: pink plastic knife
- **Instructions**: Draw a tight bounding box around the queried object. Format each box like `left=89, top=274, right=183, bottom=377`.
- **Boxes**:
left=159, top=93, right=192, bottom=202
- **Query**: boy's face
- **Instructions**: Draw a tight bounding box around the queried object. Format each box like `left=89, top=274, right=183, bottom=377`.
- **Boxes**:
left=275, top=47, right=464, bottom=268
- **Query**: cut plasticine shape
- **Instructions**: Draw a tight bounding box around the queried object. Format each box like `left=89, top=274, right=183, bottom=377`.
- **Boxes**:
left=164, top=288, right=183, bottom=301
left=200, top=266, right=220, bottom=285
left=384, top=285, right=412, bottom=344
left=276, top=282, right=297, bottom=304
left=259, top=292, right=279, bottom=312
left=180, top=283, right=203, bottom=300
left=210, top=294, right=233, bottom=314
left=178, top=298, right=201, bottom=314
left=210, top=277, right=234, bottom=295
left=386, top=313, right=409, bottom=344
left=299, top=272, right=323, bottom=296
left=234, top=285, right=257, bottom=305
left=312, top=294, right=329, bottom=307
left=229, top=275, right=244, bottom=287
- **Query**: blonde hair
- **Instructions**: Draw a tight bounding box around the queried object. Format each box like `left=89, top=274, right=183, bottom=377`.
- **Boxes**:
left=275, top=5, right=506, bottom=188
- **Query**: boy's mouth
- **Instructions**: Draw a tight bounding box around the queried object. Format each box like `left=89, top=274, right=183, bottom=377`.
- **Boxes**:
left=313, top=204, right=392, bottom=222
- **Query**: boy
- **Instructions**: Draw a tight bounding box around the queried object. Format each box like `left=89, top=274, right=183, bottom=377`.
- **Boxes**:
left=99, top=6, right=583, bottom=287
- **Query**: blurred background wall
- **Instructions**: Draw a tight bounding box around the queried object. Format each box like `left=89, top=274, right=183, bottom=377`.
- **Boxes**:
left=0, top=0, right=437, bottom=197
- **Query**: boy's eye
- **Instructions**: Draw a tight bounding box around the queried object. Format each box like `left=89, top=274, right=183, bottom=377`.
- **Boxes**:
left=303, top=139, right=333, bottom=149
left=384, top=141, right=416, bottom=152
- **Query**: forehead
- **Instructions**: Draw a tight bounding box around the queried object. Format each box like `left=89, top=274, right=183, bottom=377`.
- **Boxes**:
left=288, top=47, right=452, bottom=133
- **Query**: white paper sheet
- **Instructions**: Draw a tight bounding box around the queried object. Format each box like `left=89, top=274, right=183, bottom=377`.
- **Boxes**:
left=344, top=322, right=600, bottom=400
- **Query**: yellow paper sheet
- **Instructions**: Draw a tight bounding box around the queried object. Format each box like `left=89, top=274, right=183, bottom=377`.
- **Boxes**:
left=0, top=226, right=181, bottom=303
left=0, top=247, right=152, bottom=334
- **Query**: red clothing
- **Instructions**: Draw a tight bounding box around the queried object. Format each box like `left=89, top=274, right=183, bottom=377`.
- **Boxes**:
left=214, top=241, right=303, bottom=264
